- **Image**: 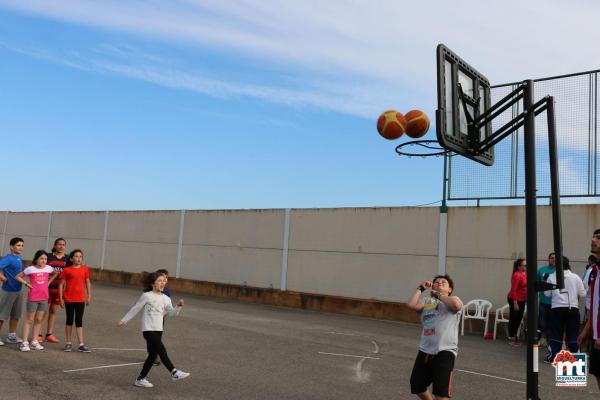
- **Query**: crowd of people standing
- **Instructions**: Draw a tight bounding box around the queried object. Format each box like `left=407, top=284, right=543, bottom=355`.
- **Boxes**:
left=504, top=230, right=600, bottom=391
left=0, top=237, right=90, bottom=351
left=0, top=236, right=189, bottom=388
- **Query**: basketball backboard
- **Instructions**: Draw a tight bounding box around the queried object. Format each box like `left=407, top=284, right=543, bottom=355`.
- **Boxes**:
left=436, top=44, right=494, bottom=166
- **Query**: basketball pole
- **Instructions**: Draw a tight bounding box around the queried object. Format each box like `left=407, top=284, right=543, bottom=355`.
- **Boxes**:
left=523, top=79, right=540, bottom=400
left=438, top=153, right=449, bottom=276
left=435, top=44, right=567, bottom=400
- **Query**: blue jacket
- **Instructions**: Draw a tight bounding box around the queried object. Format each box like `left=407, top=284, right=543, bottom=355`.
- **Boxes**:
left=0, top=253, right=23, bottom=292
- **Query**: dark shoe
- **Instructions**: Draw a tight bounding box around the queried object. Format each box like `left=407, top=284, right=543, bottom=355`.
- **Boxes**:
left=78, top=344, right=91, bottom=353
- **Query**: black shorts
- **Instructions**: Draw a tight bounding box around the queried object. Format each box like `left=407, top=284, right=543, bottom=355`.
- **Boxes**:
left=410, top=350, right=455, bottom=398
left=590, top=345, right=600, bottom=377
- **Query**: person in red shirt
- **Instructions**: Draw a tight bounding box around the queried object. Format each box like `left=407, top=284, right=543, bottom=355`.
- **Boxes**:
left=507, top=258, right=527, bottom=347
left=59, top=249, right=92, bottom=353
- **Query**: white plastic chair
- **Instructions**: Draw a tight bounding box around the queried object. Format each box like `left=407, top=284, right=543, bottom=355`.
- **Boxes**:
left=461, top=299, right=492, bottom=336
left=493, top=304, right=526, bottom=340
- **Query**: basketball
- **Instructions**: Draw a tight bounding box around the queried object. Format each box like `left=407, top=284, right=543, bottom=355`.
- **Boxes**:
left=376, top=110, right=407, bottom=140
left=405, top=110, right=430, bottom=138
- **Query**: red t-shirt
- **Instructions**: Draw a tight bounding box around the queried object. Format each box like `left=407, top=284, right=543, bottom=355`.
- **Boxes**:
left=508, top=271, right=527, bottom=302
left=61, top=265, right=90, bottom=303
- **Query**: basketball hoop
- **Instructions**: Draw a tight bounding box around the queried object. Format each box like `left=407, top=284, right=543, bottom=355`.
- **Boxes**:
left=395, top=139, right=452, bottom=158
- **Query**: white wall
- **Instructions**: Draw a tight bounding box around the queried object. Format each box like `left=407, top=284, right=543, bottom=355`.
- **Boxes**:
left=1, top=204, right=598, bottom=307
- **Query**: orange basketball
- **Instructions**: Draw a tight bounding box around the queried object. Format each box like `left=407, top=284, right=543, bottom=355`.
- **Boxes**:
left=405, top=109, right=430, bottom=138
left=376, top=110, right=407, bottom=140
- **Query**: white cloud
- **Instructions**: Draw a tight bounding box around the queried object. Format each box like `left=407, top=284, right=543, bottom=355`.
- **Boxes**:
left=1, top=0, right=600, bottom=121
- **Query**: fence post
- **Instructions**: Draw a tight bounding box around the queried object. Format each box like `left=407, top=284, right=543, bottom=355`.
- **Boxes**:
left=100, top=211, right=109, bottom=270
left=1, top=211, right=8, bottom=253
left=280, top=208, right=291, bottom=291
left=176, top=210, right=186, bottom=279
left=45, top=211, right=53, bottom=251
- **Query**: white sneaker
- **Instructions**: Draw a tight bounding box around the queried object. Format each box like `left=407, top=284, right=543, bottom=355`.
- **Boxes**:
left=30, top=341, right=44, bottom=350
left=0, top=338, right=4, bottom=346
left=6, top=335, right=23, bottom=344
left=134, top=378, right=154, bottom=388
left=20, top=342, right=30, bottom=352
left=171, top=370, right=190, bottom=381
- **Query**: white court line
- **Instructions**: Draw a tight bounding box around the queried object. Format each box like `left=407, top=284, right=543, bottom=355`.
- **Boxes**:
left=455, top=369, right=526, bottom=384
left=327, top=331, right=362, bottom=337
left=91, top=348, right=146, bottom=351
left=326, top=331, right=380, bottom=354
left=355, top=357, right=369, bottom=383
left=64, top=362, right=144, bottom=373
left=370, top=340, right=379, bottom=354
left=318, top=352, right=380, bottom=360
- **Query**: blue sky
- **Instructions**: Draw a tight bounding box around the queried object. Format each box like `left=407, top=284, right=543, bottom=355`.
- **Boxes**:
left=0, top=1, right=599, bottom=211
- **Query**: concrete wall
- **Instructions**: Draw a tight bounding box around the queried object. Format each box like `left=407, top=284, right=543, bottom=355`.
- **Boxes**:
left=446, top=205, right=598, bottom=306
left=1, top=205, right=598, bottom=309
left=181, top=209, right=284, bottom=289
left=50, top=212, right=106, bottom=268
left=287, top=207, right=439, bottom=302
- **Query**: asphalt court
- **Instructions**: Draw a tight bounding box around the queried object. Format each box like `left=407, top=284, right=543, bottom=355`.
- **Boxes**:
left=1, top=282, right=597, bottom=399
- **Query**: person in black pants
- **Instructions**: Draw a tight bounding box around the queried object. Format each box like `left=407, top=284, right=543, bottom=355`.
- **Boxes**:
left=545, top=256, right=586, bottom=363
left=118, top=272, right=190, bottom=388
left=507, top=259, right=527, bottom=346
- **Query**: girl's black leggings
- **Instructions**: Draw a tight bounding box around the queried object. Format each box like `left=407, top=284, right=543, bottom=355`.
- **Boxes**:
left=507, top=297, right=526, bottom=338
left=65, top=302, right=85, bottom=327
left=139, top=331, right=175, bottom=379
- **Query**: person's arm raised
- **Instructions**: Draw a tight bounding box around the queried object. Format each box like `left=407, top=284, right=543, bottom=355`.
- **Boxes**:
left=433, top=291, right=463, bottom=313
left=407, top=281, right=432, bottom=312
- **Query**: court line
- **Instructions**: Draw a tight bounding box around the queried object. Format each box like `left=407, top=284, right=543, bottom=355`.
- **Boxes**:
left=326, top=331, right=380, bottom=354
left=370, top=340, right=380, bottom=354
left=91, top=348, right=146, bottom=351
left=355, top=357, right=369, bottom=383
left=318, top=352, right=380, bottom=360
left=327, top=331, right=362, bottom=336
left=64, top=362, right=144, bottom=373
left=455, top=368, right=526, bottom=384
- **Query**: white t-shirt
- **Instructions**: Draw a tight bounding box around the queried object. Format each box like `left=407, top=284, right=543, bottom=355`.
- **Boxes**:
left=418, top=296, right=460, bottom=356
left=121, top=291, right=181, bottom=332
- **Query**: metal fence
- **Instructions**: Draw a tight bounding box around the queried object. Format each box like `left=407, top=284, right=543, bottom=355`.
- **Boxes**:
left=448, top=70, right=599, bottom=201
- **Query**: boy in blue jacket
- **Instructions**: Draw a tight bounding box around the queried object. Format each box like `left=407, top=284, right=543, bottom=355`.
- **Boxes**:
left=0, top=237, right=25, bottom=345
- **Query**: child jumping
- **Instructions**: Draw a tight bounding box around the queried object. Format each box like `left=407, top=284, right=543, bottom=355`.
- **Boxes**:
left=16, top=250, right=57, bottom=351
left=118, top=272, right=190, bottom=388
left=59, top=249, right=92, bottom=352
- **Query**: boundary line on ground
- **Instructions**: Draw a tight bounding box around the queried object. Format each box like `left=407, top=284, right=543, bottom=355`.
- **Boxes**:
left=64, top=362, right=144, bottom=373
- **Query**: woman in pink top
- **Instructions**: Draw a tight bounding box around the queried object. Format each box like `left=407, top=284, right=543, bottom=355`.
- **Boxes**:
left=15, top=250, right=57, bottom=351
left=507, top=258, right=527, bottom=347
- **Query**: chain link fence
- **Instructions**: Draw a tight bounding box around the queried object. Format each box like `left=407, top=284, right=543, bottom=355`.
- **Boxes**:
left=448, top=70, right=599, bottom=200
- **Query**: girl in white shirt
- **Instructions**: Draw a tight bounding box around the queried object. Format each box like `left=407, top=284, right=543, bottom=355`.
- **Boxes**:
left=117, top=272, right=190, bottom=388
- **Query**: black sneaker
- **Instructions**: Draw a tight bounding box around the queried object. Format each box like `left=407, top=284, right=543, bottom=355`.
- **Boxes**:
left=78, top=344, right=91, bottom=353
left=63, top=343, right=72, bottom=352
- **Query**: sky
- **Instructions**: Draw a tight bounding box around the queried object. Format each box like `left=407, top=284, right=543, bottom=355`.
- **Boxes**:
left=0, top=0, right=599, bottom=211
